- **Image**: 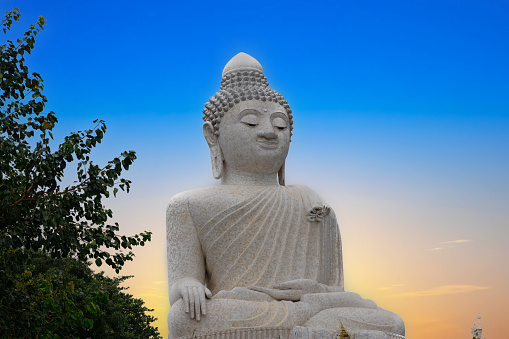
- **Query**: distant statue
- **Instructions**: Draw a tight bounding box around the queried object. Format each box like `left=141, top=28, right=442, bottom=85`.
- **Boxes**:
left=166, top=52, right=405, bottom=339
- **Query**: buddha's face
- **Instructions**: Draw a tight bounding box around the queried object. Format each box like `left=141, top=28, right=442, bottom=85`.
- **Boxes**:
left=218, top=100, right=291, bottom=175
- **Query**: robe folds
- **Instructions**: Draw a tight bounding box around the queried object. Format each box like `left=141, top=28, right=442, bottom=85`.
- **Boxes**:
left=167, top=185, right=406, bottom=338
left=195, top=185, right=344, bottom=295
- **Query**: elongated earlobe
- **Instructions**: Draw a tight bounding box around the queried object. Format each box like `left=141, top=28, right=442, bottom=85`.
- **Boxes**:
left=203, top=122, right=224, bottom=179
left=278, top=162, right=285, bottom=186
left=210, top=146, right=224, bottom=179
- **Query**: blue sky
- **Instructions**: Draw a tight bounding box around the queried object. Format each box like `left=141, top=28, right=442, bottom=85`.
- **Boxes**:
left=3, top=1, right=508, bottom=337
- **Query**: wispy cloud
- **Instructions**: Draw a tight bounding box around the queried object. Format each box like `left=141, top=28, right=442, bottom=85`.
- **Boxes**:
left=428, top=239, right=472, bottom=251
left=396, top=285, right=490, bottom=297
left=377, top=283, right=406, bottom=291
left=440, top=240, right=472, bottom=245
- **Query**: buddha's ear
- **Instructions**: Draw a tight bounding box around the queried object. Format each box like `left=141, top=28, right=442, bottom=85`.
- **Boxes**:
left=203, top=122, right=223, bottom=179
left=203, top=121, right=218, bottom=147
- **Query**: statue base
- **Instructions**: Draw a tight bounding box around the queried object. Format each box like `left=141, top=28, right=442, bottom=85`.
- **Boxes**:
left=174, top=327, right=292, bottom=339
left=173, top=326, right=406, bottom=339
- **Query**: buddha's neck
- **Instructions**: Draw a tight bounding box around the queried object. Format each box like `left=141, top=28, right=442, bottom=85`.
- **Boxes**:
left=221, top=167, right=279, bottom=186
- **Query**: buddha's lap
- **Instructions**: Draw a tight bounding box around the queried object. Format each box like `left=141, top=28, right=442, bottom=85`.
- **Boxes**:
left=305, top=307, right=405, bottom=334
left=168, top=296, right=404, bottom=337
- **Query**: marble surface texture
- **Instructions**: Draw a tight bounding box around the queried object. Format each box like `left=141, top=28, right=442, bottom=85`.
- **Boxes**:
left=166, top=52, right=405, bottom=339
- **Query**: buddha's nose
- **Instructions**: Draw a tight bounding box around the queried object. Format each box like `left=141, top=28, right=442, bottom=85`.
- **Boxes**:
left=257, top=125, right=277, bottom=139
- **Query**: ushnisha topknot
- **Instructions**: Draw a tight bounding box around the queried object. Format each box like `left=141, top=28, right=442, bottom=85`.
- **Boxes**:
left=203, top=52, right=293, bottom=139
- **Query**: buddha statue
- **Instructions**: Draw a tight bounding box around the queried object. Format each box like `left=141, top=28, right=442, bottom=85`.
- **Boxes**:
left=166, top=52, right=405, bottom=339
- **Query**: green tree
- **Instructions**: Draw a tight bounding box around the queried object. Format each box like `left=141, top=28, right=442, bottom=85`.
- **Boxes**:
left=0, top=7, right=150, bottom=271
left=0, top=249, right=162, bottom=338
left=0, top=8, right=160, bottom=338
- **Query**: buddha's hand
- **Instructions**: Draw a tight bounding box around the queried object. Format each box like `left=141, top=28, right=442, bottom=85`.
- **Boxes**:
left=248, top=279, right=327, bottom=301
left=169, top=278, right=212, bottom=321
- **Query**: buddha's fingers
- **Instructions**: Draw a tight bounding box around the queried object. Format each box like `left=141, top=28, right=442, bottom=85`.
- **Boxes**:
left=248, top=285, right=302, bottom=301
left=274, top=279, right=327, bottom=293
left=199, top=286, right=207, bottom=316
left=247, top=286, right=272, bottom=294
left=188, top=286, right=195, bottom=319
left=193, top=286, right=201, bottom=321
left=274, top=280, right=304, bottom=290
left=182, top=288, right=190, bottom=314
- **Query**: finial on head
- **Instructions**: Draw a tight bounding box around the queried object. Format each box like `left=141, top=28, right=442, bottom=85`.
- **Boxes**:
left=222, top=52, right=264, bottom=77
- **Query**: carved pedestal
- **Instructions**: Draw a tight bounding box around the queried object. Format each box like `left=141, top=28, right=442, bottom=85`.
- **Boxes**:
left=174, top=327, right=406, bottom=339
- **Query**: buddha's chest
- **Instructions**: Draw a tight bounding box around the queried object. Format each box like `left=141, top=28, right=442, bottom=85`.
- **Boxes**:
left=196, top=190, right=326, bottom=288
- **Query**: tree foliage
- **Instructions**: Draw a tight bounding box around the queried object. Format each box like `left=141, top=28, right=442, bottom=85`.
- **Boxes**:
left=0, top=249, right=162, bottom=338
left=0, top=8, right=151, bottom=273
left=0, top=8, right=161, bottom=338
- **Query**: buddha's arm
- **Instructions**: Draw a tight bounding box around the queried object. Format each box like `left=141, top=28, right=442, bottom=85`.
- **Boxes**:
left=166, top=194, right=211, bottom=320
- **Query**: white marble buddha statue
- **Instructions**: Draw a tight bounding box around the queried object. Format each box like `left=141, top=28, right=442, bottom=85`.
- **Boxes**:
left=166, top=52, right=405, bottom=339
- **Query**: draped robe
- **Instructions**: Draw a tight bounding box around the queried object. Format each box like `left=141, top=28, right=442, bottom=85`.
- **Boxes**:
left=194, top=185, right=343, bottom=295
left=167, top=185, right=406, bottom=338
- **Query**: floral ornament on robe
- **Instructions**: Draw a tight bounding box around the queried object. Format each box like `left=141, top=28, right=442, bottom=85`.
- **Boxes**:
left=306, top=205, right=331, bottom=222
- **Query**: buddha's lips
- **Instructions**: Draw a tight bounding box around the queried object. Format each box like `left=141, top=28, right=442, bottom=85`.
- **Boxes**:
left=256, top=139, right=278, bottom=149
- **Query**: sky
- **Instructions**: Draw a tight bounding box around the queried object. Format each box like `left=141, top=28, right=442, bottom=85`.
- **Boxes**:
left=2, top=0, right=508, bottom=338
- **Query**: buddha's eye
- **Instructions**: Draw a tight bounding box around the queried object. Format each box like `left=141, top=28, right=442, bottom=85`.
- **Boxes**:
left=272, top=117, right=287, bottom=130
left=240, top=114, right=259, bottom=127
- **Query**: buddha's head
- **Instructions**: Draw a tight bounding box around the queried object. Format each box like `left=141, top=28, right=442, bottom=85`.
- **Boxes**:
left=202, top=53, right=293, bottom=185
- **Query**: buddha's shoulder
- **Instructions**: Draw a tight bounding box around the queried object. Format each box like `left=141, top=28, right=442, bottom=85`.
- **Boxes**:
left=287, top=184, right=321, bottom=196
left=167, top=184, right=325, bottom=210
left=167, top=185, right=259, bottom=211
left=287, top=184, right=331, bottom=206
